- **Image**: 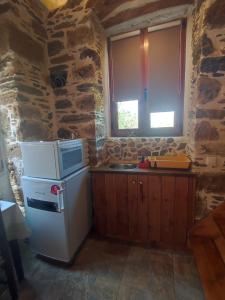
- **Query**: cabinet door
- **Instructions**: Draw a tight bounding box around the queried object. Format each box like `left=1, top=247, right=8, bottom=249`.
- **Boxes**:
left=92, top=173, right=107, bottom=235
left=148, top=175, right=162, bottom=245
left=105, top=173, right=129, bottom=238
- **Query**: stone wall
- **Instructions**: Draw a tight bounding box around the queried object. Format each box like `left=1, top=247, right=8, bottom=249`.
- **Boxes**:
left=104, top=137, right=188, bottom=162
left=0, top=0, right=53, bottom=205
left=188, top=0, right=225, bottom=215
left=46, top=0, right=106, bottom=165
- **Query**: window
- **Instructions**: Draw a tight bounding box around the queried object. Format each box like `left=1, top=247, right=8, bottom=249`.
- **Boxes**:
left=109, top=20, right=186, bottom=137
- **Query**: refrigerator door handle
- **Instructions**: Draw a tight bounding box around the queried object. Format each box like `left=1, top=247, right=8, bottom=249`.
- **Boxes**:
left=57, top=189, right=65, bottom=212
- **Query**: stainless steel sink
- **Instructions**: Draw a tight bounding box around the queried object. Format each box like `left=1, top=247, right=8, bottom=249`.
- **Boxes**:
left=108, top=163, right=137, bottom=169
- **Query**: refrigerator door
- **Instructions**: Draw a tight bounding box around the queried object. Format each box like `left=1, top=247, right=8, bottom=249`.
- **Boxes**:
left=64, top=166, right=92, bottom=258
left=22, top=176, right=70, bottom=262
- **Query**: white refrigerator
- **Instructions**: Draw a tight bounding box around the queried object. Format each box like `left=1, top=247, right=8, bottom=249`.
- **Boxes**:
left=22, top=166, right=91, bottom=262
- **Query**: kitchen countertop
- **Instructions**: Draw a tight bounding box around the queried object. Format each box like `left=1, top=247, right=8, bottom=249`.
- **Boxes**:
left=91, top=164, right=197, bottom=176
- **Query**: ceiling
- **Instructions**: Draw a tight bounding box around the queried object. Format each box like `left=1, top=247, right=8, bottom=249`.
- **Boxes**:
left=41, top=0, right=194, bottom=28
left=86, top=0, right=194, bottom=28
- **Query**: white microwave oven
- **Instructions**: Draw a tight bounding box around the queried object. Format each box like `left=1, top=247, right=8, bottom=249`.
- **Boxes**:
left=20, top=139, right=88, bottom=180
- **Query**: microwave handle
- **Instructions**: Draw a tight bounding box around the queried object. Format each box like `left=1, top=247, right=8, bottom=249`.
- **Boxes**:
left=57, top=189, right=64, bottom=212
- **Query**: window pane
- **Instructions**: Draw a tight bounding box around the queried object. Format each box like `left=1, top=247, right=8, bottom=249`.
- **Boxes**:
left=148, top=26, right=180, bottom=111
left=111, top=34, right=142, bottom=101
left=118, top=100, right=138, bottom=129
left=150, top=111, right=174, bottom=128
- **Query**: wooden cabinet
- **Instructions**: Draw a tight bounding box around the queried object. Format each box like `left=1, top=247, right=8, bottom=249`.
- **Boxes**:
left=92, top=172, right=196, bottom=250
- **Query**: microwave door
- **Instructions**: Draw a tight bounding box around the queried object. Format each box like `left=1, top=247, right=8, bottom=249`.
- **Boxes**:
left=60, top=146, right=84, bottom=177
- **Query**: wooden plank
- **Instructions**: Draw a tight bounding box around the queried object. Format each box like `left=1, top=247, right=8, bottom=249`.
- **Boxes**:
left=105, top=173, right=117, bottom=236
left=174, top=176, right=189, bottom=248
left=100, top=0, right=194, bottom=28
left=137, top=175, right=149, bottom=242
left=213, top=216, right=225, bottom=238
left=191, top=216, right=225, bottom=265
left=148, top=175, right=161, bottom=245
left=190, top=236, right=225, bottom=300
left=187, top=177, right=196, bottom=229
left=161, top=176, right=175, bottom=247
left=92, top=173, right=107, bottom=235
left=115, top=174, right=129, bottom=238
left=128, top=175, right=138, bottom=240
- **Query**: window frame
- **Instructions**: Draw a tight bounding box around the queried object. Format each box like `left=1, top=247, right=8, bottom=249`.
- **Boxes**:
left=109, top=19, right=187, bottom=137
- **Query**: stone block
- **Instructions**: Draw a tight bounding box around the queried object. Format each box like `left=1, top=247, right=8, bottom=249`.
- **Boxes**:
left=16, top=94, right=29, bottom=102
left=57, top=128, right=72, bottom=139
left=200, top=143, right=225, bottom=155
left=8, top=23, right=45, bottom=66
left=67, top=26, right=94, bottom=48
left=55, top=99, right=72, bottom=109
left=76, top=94, right=95, bottom=111
left=80, top=47, right=101, bottom=69
left=51, top=31, right=64, bottom=38
left=48, top=40, right=64, bottom=56
left=49, top=64, right=68, bottom=72
left=32, top=19, right=47, bottom=40
left=60, top=114, right=95, bottom=123
left=17, top=83, right=43, bottom=97
left=77, top=83, right=103, bottom=93
left=55, top=21, right=75, bottom=30
left=19, top=104, right=41, bottom=119
left=196, top=109, right=225, bottom=119
left=76, top=64, right=95, bottom=79
left=195, top=121, right=219, bottom=141
left=202, top=34, right=214, bottom=56
left=198, top=173, right=225, bottom=194
left=204, top=0, right=225, bottom=29
left=200, top=56, right=225, bottom=73
left=19, top=120, right=50, bottom=140
left=50, top=54, right=74, bottom=64
left=53, top=88, right=68, bottom=96
left=198, top=77, right=221, bottom=104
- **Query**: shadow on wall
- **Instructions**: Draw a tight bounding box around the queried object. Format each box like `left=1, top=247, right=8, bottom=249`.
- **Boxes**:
left=0, top=131, right=13, bottom=200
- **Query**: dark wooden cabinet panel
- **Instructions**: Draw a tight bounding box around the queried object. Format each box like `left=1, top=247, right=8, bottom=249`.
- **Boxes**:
left=105, top=173, right=117, bottom=236
left=92, top=172, right=196, bottom=250
left=128, top=175, right=138, bottom=240
left=174, top=176, right=189, bottom=248
left=114, top=174, right=129, bottom=238
left=148, top=175, right=162, bottom=245
left=137, top=175, right=149, bottom=242
left=92, top=173, right=107, bottom=235
left=161, top=176, right=176, bottom=247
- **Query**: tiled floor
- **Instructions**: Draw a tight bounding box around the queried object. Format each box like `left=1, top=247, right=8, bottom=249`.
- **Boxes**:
left=4, top=237, right=205, bottom=300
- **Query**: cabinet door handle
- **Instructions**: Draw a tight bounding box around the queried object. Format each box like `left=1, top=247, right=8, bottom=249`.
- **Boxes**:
left=132, top=180, right=136, bottom=184
left=139, top=181, right=144, bottom=202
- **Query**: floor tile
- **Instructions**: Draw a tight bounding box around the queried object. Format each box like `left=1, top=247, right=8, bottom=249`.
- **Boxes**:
left=173, top=253, right=205, bottom=300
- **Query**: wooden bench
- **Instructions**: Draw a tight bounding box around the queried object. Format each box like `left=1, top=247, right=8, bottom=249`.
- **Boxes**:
left=189, top=202, right=225, bottom=300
